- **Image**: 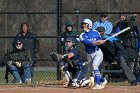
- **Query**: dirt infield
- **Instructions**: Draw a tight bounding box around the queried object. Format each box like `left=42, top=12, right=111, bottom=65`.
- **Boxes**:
left=0, top=84, right=139, bottom=93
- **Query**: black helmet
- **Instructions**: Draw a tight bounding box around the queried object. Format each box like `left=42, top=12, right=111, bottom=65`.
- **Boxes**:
left=96, top=27, right=105, bottom=32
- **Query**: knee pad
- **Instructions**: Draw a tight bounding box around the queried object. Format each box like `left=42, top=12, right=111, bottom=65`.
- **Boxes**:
left=64, top=71, right=71, bottom=82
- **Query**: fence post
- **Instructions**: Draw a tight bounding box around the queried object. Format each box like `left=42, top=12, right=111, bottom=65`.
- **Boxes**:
left=56, top=0, right=62, bottom=80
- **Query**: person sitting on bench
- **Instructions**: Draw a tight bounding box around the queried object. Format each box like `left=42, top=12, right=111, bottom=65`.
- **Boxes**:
left=0, top=39, right=33, bottom=84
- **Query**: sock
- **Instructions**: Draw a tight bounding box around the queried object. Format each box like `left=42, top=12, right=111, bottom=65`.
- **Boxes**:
left=94, top=69, right=101, bottom=85
left=100, top=77, right=105, bottom=82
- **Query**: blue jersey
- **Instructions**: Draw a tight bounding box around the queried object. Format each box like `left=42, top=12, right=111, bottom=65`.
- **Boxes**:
left=70, top=48, right=84, bottom=65
left=79, top=30, right=102, bottom=54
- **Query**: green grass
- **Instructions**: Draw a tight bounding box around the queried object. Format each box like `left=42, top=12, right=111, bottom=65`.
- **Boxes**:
left=32, top=71, right=57, bottom=83
left=0, top=70, right=131, bottom=86
left=0, top=70, right=57, bottom=84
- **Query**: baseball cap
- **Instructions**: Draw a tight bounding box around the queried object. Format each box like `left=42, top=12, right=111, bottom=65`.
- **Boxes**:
left=16, top=39, right=23, bottom=45
left=100, top=13, right=108, bottom=17
left=15, top=38, right=23, bottom=44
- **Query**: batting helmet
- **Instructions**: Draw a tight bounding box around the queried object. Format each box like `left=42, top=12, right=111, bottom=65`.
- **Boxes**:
left=81, top=19, right=93, bottom=29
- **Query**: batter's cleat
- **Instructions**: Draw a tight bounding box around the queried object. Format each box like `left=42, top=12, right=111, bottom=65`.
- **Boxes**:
left=101, top=78, right=107, bottom=88
left=88, top=77, right=94, bottom=87
left=92, top=84, right=103, bottom=89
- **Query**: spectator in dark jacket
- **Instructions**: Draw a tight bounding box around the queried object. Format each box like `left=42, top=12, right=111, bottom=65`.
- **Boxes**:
left=112, top=14, right=139, bottom=49
left=1, top=39, right=33, bottom=84
left=112, top=14, right=129, bottom=34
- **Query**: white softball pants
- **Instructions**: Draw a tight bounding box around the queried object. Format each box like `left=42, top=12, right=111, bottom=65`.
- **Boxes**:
left=87, top=48, right=103, bottom=75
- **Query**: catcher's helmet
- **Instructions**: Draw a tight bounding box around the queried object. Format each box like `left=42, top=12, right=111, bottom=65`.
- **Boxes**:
left=81, top=19, right=93, bottom=29
left=65, top=38, right=76, bottom=45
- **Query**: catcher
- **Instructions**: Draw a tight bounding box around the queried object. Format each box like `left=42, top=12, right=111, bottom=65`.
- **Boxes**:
left=50, top=38, right=88, bottom=87
left=0, top=39, right=33, bottom=84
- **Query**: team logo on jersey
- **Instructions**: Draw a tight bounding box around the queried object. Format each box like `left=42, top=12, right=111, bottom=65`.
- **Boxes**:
left=85, top=36, right=88, bottom=38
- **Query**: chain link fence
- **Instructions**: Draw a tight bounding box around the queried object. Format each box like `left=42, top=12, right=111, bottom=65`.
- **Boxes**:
left=0, top=0, right=140, bottom=84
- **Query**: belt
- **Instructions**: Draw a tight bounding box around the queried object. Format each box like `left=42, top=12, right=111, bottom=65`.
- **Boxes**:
left=89, top=48, right=99, bottom=54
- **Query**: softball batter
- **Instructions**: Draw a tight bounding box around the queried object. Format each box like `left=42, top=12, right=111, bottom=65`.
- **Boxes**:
left=79, top=18, right=107, bottom=89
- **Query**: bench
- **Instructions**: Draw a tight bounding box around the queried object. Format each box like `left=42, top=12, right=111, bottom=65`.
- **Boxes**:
left=100, top=61, right=125, bottom=82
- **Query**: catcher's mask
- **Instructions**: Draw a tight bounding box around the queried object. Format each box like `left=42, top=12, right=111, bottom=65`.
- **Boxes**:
left=65, top=38, right=76, bottom=47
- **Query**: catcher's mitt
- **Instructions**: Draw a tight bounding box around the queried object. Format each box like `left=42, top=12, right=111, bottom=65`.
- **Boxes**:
left=50, top=52, right=73, bottom=67
left=61, top=57, right=73, bottom=67
left=50, top=52, right=62, bottom=61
